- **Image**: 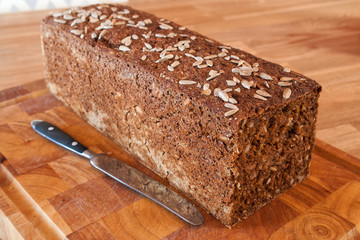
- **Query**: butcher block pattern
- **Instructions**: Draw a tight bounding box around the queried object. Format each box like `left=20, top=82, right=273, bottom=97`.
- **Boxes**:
left=0, top=81, right=360, bottom=239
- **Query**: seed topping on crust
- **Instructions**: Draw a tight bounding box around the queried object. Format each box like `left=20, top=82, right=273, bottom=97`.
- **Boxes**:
left=51, top=4, right=306, bottom=118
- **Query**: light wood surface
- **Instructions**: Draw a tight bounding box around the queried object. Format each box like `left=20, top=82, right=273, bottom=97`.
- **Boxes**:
left=0, top=89, right=359, bottom=239
left=0, top=0, right=360, bottom=239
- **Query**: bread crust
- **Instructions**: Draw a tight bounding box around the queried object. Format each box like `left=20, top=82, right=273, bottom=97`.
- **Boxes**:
left=41, top=4, right=321, bottom=226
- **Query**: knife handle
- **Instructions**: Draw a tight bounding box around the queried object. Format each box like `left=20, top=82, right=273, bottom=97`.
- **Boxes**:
left=31, top=120, right=93, bottom=159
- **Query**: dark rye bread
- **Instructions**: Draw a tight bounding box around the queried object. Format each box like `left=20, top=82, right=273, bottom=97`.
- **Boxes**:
left=41, top=4, right=321, bottom=227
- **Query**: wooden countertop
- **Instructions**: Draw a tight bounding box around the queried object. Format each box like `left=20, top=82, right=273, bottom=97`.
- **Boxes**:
left=1, top=0, right=360, bottom=158
left=0, top=0, right=359, bottom=239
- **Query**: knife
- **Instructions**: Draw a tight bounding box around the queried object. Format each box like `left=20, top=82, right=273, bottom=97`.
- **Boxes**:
left=31, top=120, right=204, bottom=226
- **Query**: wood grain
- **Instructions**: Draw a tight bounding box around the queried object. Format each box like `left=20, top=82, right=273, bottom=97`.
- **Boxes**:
left=0, top=87, right=359, bottom=239
left=0, top=0, right=360, bottom=239
left=0, top=0, right=359, bottom=160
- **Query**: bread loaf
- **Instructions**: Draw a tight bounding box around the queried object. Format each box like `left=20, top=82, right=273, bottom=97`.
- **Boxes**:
left=41, top=4, right=321, bottom=227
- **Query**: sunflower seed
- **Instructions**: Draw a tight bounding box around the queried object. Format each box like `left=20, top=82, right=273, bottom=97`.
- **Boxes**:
left=256, top=90, right=272, bottom=98
left=203, top=60, right=212, bottom=67
left=241, top=80, right=251, bottom=89
left=91, top=11, right=99, bottom=18
left=260, top=72, right=273, bottom=80
left=179, top=80, right=197, bottom=85
left=141, top=19, right=151, bottom=24
left=204, top=55, right=217, bottom=60
left=192, top=60, right=203, bottom=67
left=214, top=88, right=221, bottom=97
left=229, top=98, right=238, bottom=104
left=202, top=89, right=211, bottom=95
left=226, top=80, right=237, bottom=87
left=219, top=90, right=229, bottom=102
left=100, top=15, right=107, bottom=20
left=179, top=26, right=186, bottom=30
left=225, top=103, right=238, bottom=110
left=95, top=25, right=104, bottom=31
left=155, top=33, right=167, bottom=38
left=145, top=43, right=152, bottom=49
left=52, top=12, right=63, bottom=17
left=118, top=15, right=130, bottom=21
left=132, top=34, right=138, bottom=40
left=155, top=54, right=174, bottom=63
left=264, top=81, right=270, bottom=88
left=208, top=70, right=217, bottom=76
left=254, top=94, right=267, bottom=101
left=171, top=61, right=180, bottom=68
left=234, top=88, right=241, bottom=92
left=91, top=32, right=97, bottom=39
left=142, top=31, right=152, bottom=39
left=230, top=55, right=239, bottom=60
left=141, top=55, right=147, bottom=61
left=284, top=68, right=291, bottom=73
left=163, top=54, right=174, bottom=60
left=159, top=23, right=173, bottom=30
left=203, top=83, right=210, bottom=90
left=71, top=18, right=85, bottom=26
left=167, top=65, right=174, bottom=72
left=118, top=9, right=130, bottom=14
left=54, top=18, right=66, bottom=24
left=63, top=14, right=74, bottom=20
left=119, top=45, right=130, bottom=52
left=166, top=46, right=178, bottom=52
left=98, top=30, right=106, bottom=39
left=280, top=77, right=293, bottom=81
left=283, top=88, right=292, bottom=99
left=206, top=73, right=221, bottom=81
left=219, top=45, right=231, bottom=50
left=225, top=109, right=238, bottom=117
left=70, top=29, right=83, bottom=35
left=278, top=81, right=292, bottom=87
left=218, top=52, right=227, bottom=57
left=137, top=20, right=145, bottom=26
left=167, top=32, right=177, bottom=38
left=121, top=36, right=132, bottom=46
left=197, top=64, right=208, bottom=69
left=232, top=77, right=240, bottom=83
left=225, top=56, right=230, bottom=61
left=232, top=67, right=252, bottom=76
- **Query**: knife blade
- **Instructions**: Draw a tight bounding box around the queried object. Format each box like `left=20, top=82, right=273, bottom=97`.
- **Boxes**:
left=31, top=120, right=204, bottom=226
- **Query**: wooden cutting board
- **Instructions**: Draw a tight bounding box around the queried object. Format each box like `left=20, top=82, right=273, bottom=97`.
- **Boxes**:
left=0, top=81, right=359, bottom=240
